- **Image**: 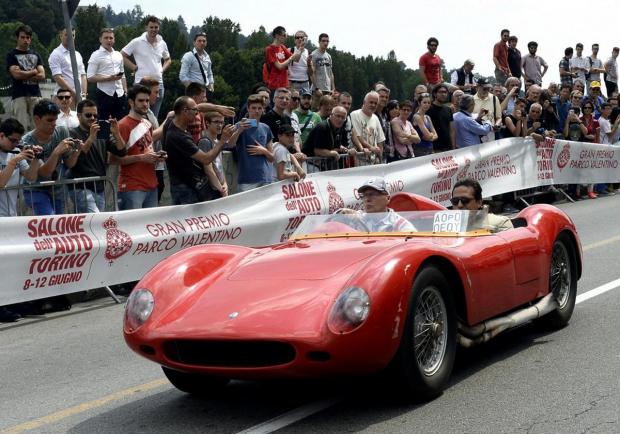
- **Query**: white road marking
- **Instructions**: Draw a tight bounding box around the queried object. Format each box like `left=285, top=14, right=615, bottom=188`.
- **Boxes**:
left=235, top=278, right=620, bottom=434
left=576, top=277, right=620, bottom=305
left=235, top=398, right=341, bottom=434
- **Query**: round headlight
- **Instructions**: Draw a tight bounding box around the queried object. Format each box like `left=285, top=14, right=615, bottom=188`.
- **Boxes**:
left=328, top=287, right=370, bottom=334
left=125, top=288, right=154, bottom=331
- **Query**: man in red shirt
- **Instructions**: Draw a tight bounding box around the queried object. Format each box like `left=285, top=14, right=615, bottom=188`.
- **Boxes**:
left=419, top=37, right=443, bottom=88
left=110, top=84, right=162, bottom=210
left=493, top=29, right=511, bottom=85
left=265, top=26, right=301, bottom=91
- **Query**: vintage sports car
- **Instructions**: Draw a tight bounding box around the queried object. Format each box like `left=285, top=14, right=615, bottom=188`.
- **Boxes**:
left=124, top=193, right=581, bottom=401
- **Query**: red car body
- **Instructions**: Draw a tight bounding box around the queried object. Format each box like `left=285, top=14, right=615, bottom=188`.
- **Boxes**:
left=124, top=193, right=582, bottom=383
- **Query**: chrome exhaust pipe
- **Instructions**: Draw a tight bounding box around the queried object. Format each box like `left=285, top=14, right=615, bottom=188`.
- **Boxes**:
left=458, top=293, right=558, bottom=348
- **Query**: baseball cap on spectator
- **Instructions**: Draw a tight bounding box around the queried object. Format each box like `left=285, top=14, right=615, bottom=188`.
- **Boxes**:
left=278, top=124, right=296, bottom=136
left=464, top=59, right=475, bottom=66
left=300, top=90, right=312, bottom=97
left=590, top=81, right=602, bottom=88
left=358, top=177, right=389, bottom=195
left=476, top=78, right=492, bottom=89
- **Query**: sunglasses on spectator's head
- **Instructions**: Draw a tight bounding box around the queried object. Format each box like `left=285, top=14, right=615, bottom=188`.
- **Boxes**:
left=450, top=196, right=474, bottom=206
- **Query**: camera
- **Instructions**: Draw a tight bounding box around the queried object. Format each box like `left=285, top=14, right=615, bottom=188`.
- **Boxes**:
left=67, top=139, right=81, bottom=150
left=22, top=144, right=42, bottom=155
left=156, top=150, right=167, bottom=158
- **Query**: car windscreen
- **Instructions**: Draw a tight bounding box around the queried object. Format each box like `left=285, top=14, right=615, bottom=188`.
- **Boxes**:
left=291, top=209, right=491, bottom=237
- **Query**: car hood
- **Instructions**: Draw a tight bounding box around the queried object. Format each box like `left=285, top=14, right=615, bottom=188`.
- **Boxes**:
left=227, top=238, right=400, bottom=281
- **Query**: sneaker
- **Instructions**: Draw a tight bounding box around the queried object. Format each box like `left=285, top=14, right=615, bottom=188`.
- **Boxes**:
left=587, top=192, right=598, bottom=199
left=0, top=306, right=21, bottom=323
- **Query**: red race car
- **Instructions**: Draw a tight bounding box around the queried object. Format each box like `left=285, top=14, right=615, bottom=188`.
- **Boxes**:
left=124, top=193, right=581, bottom=401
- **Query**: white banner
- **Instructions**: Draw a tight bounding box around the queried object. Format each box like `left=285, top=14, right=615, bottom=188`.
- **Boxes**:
left=1, top=137, right=619, bottom=306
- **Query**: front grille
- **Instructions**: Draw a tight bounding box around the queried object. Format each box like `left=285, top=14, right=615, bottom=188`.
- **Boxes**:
left=163, top=340, right=297, bottom=367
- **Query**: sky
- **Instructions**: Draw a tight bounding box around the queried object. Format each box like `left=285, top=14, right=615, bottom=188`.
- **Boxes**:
left=82, top=0, right=620, bottom=87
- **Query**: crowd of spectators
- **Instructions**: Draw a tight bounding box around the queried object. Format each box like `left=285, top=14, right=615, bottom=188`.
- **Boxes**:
left=2, top=19, right=620, bottom=320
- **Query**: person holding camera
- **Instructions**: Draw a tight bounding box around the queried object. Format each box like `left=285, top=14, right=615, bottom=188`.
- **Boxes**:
left=288, top=30, right=312, bottom=95
left=0, top=118, right=40, bottom=217
left=20, top=99, right=76, bottom=215
left=87, top=28, right=127, bottom=122
left=162, top=96, right=235, bottom=205
left=66, top=99, right=126, bottom=213
left=453, top=94, right=494, bottom=148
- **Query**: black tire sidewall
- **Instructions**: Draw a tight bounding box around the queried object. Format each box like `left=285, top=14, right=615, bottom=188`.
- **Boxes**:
left=397, top=265, right=457, bottom=401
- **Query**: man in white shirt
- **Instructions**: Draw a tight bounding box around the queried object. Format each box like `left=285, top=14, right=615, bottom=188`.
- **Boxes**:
left=570, top=43, right=589, bottom=87
left=350, top=91, right=385, bottom=163
left=54, top=88, right=79, bottom=128
left=48, top=27, right=87, bottom=101
left=179, top=32, right=214, bottom=91
left=598, top=103, right=620, bottom=144
left=121, top=16, right=171, bottom=117
left=87, top=28, right=127, bottom=121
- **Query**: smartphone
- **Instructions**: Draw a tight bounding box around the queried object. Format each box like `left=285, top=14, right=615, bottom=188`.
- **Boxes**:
left=97, top=120, right=111, bottom=140
left=248, top=118, right=257, bottom=128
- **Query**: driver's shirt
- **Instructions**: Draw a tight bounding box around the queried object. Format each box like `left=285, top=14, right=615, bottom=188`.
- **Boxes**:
left=357, top=208, right=416, bottom=232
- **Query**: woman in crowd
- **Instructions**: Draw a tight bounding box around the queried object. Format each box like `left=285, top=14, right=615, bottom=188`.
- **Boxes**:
left=451, top=90, right=464, bottom=114
left=390, top=100, right=420, bottom=161
left=382, top=100, right=400, bottom=162
left=501, top=77, right=522, bottom=115
left=501, top=97, right=527, bottom=138
left=412, top=93, right=438, bottom=156
left=539, top=90, right=560, bottom=133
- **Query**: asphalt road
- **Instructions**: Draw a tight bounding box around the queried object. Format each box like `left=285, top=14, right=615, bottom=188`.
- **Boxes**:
left=2, top=196, right=620, bottom=434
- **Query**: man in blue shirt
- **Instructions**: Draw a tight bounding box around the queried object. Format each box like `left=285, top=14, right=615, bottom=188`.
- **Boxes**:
left=179, top=32, right=214, bottom=92
left=228, top=94, right=274, bottom=192
left=453, top=94, right=493, bottom=147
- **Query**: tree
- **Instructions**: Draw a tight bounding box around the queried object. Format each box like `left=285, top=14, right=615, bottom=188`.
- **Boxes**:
left=202, top=16, right=240, bottom=52
left=74, top=5, right=107, bottom=59
left=159, top=18, right=189, bottom=61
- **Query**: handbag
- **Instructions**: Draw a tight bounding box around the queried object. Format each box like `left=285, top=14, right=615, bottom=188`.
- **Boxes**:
left=190, top=173, right=213, bottom=202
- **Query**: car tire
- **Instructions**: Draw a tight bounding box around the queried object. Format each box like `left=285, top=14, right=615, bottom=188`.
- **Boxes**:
left=539, top=233, right=577, bottom=329
left=162, top=366, right=230, bottom=395
left=394, top=265, right=457, bottom=401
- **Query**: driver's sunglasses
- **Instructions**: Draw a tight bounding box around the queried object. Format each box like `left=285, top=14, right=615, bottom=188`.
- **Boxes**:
left=450, top=196, right=473, bottom=206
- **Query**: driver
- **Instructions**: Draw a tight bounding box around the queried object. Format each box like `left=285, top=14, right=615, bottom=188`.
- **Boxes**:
left=338, top=177, right=416, bottom=232
left=451, top=178, right=513, bottom=232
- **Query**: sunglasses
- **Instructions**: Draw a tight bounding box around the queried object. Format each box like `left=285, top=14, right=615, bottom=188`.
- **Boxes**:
left=83, top=113, right=98, bottom=119
left=57, top=95, right=71, bottom=100
left=450, top=196, right=474, bottom=206
left=295, top=36, right=305, bottom=40
left=7, top=136, right=21, bottom=144
left=292, top=97, right=300, bottom=101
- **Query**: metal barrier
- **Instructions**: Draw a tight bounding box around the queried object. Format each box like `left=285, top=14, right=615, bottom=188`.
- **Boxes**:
left=303, top=151, right=377, bottom=173
left=0, top=176, right=118, bottom=217
left=513, top=185, right=574, bottom=206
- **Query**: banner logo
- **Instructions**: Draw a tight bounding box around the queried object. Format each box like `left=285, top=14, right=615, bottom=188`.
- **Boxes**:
left=327, top=182, right=345, bottom=213
left=103, top=216, right=132, bottom=264
left=557, top=143, right=571, bottom=171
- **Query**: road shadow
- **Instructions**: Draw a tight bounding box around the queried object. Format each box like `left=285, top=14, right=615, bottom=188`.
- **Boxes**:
left=68, top=321, right=569, bottom=434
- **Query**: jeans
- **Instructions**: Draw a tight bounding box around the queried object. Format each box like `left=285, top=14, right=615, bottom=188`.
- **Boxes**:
left=150, top=82, right=164, bottom=118
left=23, top=190, right=64, bottom=215
left=118, top=189, right=158, bottom=210
left=74, top=189, right=106, bottom=213
left=170, top=183, right=198, bottom=205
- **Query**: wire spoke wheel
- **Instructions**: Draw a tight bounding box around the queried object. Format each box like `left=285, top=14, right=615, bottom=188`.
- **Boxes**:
left=413, top=286, right=448, bottom=376
left=550, top=241, right=571, bottom=309
left=393, top=265, right=456, bottom=401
